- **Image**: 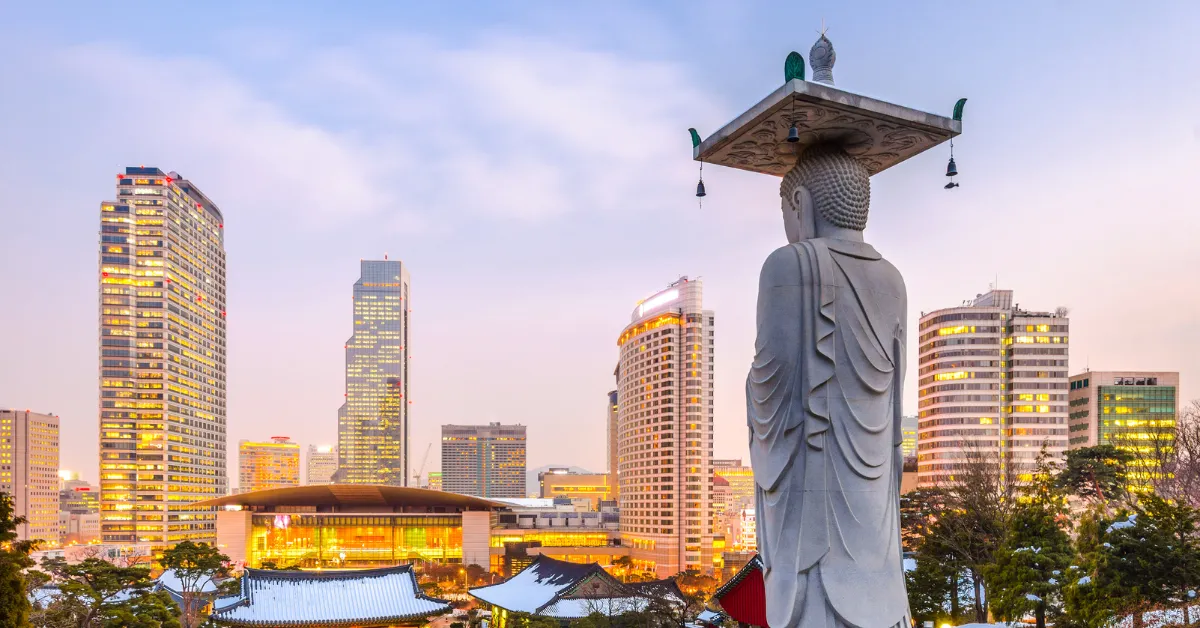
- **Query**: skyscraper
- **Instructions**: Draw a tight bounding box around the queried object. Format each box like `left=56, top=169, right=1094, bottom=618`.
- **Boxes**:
left=917, top=289, right=1069, bottom=488
left=1068, top=371, right=1178, bottom=488
left=238, top=437, right=300, bottom=493
left=306, top=445, right=338, bottom=485
left=336, top=259, right=410, bottom=485
left=615, top=277, right=714, bottom=576
left=98, top=167, right=227, bottom=545
left=441, top=423, right=526, bottom=498
left=0, top=410, right=59, bottom=541
left=606, top=389, right=619, bottom=498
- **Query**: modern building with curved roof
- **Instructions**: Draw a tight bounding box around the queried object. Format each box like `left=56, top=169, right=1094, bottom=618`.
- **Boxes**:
left=199, top=485, right=628, bottom=574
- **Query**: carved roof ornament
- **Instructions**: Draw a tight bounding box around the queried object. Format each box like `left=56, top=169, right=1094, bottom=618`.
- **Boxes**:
left=691, top=31, right=962, bottom=178
left=810, top=33, right=835, bottom=85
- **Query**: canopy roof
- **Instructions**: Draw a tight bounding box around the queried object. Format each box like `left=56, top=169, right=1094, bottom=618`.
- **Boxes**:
left=193, top=484, right=505, bottom=511
left=210, top=565, right=450, bottom=627
left=694, top=79, right=960, bottom=177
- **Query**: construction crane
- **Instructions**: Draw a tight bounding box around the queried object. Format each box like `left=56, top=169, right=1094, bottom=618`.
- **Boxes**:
left=413, top=443, right=432, bottom=488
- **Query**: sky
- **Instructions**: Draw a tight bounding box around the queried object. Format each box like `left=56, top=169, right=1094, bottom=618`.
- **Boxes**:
left=1, top=2, right=1199, bottom=486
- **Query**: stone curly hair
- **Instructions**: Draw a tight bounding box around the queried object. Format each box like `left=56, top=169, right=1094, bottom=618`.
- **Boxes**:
left=780, top=143, right=871, bottom=231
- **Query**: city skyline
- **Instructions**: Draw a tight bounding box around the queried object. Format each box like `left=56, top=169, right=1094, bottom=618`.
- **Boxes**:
left=2, top=3, right=1199, bottom=485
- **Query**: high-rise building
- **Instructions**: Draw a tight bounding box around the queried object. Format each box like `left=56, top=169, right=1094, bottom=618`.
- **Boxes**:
left=306, top=445, right=337, bottom=485
left=713, top=462, right=755, bottom=513
left=238, top=437, right=300, bottom=493
left=336, top=259, right=410, bottom=486
left=917, top=289, right=1069, bottom=488
left=60, top=479, right=99, bottom=514
left=98, top=167, right=227, bottom=545
left=607, top=389, right=619, bottom=499
left=900, top=415, right=918, bottom=460
left=711, top=474, right=732, bottom=539
left=538, top=468, right=613, bottom=509
left=441, top=423, right=526, bottom=498
left=1068, top=371, right=1179, bottom=488
left=615, top=277, right=715, bottom=576
left=0, top=410, right=59, bottom=542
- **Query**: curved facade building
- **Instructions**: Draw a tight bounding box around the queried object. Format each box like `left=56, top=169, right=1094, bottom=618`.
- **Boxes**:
left=98, top=167, right=227, bottom=546
left=917, top=289, right=1069, bottom=487
left=615, top=277, right=714, bottom=576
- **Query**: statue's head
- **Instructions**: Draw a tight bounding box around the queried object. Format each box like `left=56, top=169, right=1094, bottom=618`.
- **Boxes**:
left=780, top=143, right=871, bottom=243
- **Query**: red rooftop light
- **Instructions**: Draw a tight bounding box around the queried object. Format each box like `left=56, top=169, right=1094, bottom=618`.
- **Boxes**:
left=102, top=271, right=109, bottom=277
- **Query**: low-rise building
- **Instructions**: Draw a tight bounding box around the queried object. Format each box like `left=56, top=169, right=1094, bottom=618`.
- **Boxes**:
left=197, top=485, right=630, bottom=575
left=470, top=555, right=682, bottom=628
left=537, top=468, right=613, bottom=509
left=209, top=565, right=450, bottom=627
left=1068, top=371, right=1179, bottom=488
left=305, top=445, right=337, bottom=486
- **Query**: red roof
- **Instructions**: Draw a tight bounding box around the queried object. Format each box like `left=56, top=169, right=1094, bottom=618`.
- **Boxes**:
left=712, top=554, right=767, bottom=628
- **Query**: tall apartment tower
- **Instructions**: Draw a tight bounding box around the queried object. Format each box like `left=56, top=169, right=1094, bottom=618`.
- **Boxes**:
left=440, top=423, right=526, bottom=498
left=916, top=289, right=1069, bottom=488
left=606, top=389, right=619, bottom=498
left=0, top=410, right=60, bottom=541
left=336, top=259, right=410, bottom=486
left=1068, top=371, right=1178, bottom=487
left=615, top=277, right=715, bottom=576
left=237, top=437, right=300, bottom=493
left=306, top=445, right=338, bottom=485
left=98, top=167, right=227, bottom=545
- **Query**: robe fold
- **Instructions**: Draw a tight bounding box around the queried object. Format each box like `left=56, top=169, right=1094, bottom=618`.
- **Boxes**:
left=747, top=238, right=908, bottom=628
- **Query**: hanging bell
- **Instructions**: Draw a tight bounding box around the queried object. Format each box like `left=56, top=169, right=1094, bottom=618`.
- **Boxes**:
left=786, top=124, right=800, bottom=143
left=696, top=179, right=707, bottom=198
left=945, top=156, right=958, bottom=177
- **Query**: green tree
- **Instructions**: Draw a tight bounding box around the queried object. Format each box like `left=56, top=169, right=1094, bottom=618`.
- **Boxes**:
left=39, top=556, right=167, bottom=627
left=99, top=590, right=181, bottom=628
left=158, top=541, right=230, bottom=628
left=1055, top=445, right=1134, bottom=507
left=983, top=505, right=1073, bottom=628
left=905, top=558, right=959, bottom=628
left=1070, top=494, right=1200, bottom=628
left=983, top=452, right=1075, bottom=628
left=922, top=448, right=1018, bottom=622
left=1, top=491, right=39, bottom=628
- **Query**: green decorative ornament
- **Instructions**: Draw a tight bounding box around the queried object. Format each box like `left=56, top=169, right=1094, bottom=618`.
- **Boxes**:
left=784, top=51, right=805, bottom=82
left=953, top=98, right=968, bottom=122
left=688, top=128, right=702, bottom=148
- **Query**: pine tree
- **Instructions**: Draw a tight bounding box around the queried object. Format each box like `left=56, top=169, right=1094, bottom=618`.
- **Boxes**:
left=0, top=492, right=38, bottom=628
left=983, top=450, right=1075, bottom=628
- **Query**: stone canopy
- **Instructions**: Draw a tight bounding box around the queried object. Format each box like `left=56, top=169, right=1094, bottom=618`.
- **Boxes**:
left=693, top=79, right=961, bottom=177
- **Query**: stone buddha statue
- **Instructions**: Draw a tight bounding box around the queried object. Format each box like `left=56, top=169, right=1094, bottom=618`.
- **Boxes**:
left=747, top=143, right=909, bottom=628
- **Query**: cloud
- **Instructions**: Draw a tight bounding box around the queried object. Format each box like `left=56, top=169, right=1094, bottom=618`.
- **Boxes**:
left=36, top=33, right=723, bottom=230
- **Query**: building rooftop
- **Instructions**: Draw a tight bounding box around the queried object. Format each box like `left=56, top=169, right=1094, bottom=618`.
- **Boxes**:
left=470, top=555, right=668, bottom=619
left=193, top=484, right=505, bottom=511
left=211, top=565, right=449, bottom=626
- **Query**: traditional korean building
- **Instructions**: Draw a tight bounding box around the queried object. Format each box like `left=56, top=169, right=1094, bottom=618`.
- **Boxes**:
left=469, top=555, right=681, bottom=627
left=210, top=565, right=450, bottom=627
left=710, top=554, right=767, bottom=628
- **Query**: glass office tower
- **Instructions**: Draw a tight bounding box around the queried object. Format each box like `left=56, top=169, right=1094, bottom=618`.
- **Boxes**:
left=336, top=259, right=410, bottom=485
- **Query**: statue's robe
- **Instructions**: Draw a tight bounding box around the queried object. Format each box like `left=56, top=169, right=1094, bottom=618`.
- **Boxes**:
left=747, top=237, right=908, bottom=628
